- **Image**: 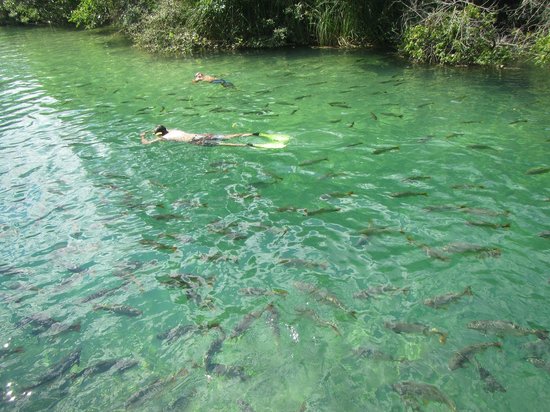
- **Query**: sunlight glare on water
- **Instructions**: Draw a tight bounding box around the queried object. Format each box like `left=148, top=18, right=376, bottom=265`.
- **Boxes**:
left=0, top=26, right=549, bottom=411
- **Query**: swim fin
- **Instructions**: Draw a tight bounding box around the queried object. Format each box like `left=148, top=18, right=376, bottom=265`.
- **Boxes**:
left=258, top=133, right=291, bottom=143
left=251, top=142, right=287, bottom=149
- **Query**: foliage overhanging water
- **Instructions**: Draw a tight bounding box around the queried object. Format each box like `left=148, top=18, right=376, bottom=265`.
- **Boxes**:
left=1, top=27, right=549, bottom=411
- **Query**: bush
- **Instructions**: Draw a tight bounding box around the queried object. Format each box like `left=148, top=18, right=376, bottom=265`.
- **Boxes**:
left=532, top=32, right=550, bottom=66
left=401, top=3, right=513, bottom=65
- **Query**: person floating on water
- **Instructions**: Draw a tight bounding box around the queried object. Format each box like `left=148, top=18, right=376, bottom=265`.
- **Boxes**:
left=140, top=126, right=290, bottom=149
left=192, top=72, right=234, bottom=88
left=140, top=125, right=258, bottom=146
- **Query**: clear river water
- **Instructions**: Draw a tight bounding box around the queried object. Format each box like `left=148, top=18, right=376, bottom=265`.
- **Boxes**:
left=0, top=26, right=549, bottom=411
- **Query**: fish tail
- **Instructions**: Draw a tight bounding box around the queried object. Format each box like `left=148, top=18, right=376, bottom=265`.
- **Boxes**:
left=535, top=329, right=549, bottom=340
left=430, top=328, right=447, bottom=344
left=464, top=286, right=474, bottom=296
left=69, top=323, right=81, bottom=332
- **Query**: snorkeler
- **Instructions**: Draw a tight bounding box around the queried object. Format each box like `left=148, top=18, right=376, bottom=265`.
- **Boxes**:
left=192, top=72, right=234, bottom=88
left=140, top=125, right=257, bottom=146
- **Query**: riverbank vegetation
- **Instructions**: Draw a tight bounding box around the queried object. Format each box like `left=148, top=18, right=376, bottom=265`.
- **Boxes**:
left=1, top=0, right=548, bottom=66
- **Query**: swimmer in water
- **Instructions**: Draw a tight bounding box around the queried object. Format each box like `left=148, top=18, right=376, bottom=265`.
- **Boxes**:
left=140, top=125, right=258, bottom=146
left=192, top=72, right=234, bottom=88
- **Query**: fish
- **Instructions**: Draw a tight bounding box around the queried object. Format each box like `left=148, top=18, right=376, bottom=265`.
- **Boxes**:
left=156, top=324, right=196, bottom=343
left=93, top=304, right=142, bottom=317
left=353, top=284, right=409, bottom=299
left=522, top=339, right=550, bottom=358
left=151, top=213, right=188, bottom=221
left=466, top=221, right=511, bottom=229
left=204, top=334, right=226, bottom=373
left=526, top=166, right=550, bottom=175
left=509, top=119, right=528, bottom=125
left=24, top=348, right=81, bottom=391
left=392, top=381, right=457, bottom=412
left=0, top=345, right=24, bottom=359
left=370, top=112, right=378, bottom=120
left=290, top=109, right=299, bottom=115
left=329, top=118, right=342, bottom=123
left=442, top=242, right=501, bottom=257
left=380, top=112, right=403, bottom=118
left=467, top=144, right=494, bottom=149
left=139, top=239, right=177, bottom=252
left=469, top=320, right=549, bottom=339
left=539, top=230, right=550, bottom=238
left=458, top=206, right=509, bottom=216
left=417, top=135, right=434, bottom=143
left=125, top=368, right=188, bottom=408
left=295, top=94, right=312, bottom=100
left=229, top=307, right=267, bottom=339
left=385, top=321, right=447, bottom=344
left=17, top=313, right=81, bottom=335
left=294, top=281, right=356, bottom=318
left=403, top=175, right=431, bottom=182
left=448, top=341, right=502, bottom=370
left=346, top=142, right=363, bottom=147
left=279, top=259, right=327, bottom=269
left=424, top=286, right=473, bottom=308
left=265, top=303, right=281, bottom=338
left=72, top=358, right=138, bottom=381
left=445, top=132, right=464, bottom=139
left=80, top=281, right=129, bottom=303
left=358, top=226, right=404, bottom=238
left=347, top=121, right=355, bottom=128
left=423, top=204, right=464, bottom=212
left=353, top=346, right=404, bottom=362
left=299, top=157, right=328, bottom=166
left=372, top=146, right=399, bottom=155
left=475, top=361, right=506, bottom=393
left=237, top=399, right=256, bottom=412
left=295, top=307, right=341, bottom=335
left=329, top=102, right=351, bottom=108
left=451, top=184, right=486, bottom=189
left=305, top=206, right=341, bottom=216
left=390, top=191, right=428, bottom=198
left=320, top=191, right=354, bottom=200
left=417, top=102, right=433, bottom=108
left=238, top=288, right=287, bottom=296
left=527, top=357, right=550, bottom=373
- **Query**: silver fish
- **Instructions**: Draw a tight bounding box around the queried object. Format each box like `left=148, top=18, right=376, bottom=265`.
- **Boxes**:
left=157, top=324, right=196, bottom=343
left=392, top=381, right=457, bottom=412
left=294, top=281, right=356, bottom=318
left=527, top=357, right=550, bottom=373
left=448, top=341, right=502, bottom=370
left=93, top=304, right=142, bottom=317
left=467, top=320, right=548, bottom=339
left=424, top=286, right=473, bottom=308
left=354, top=284, right=409, bottom=299
left=475, top=360, right=506, bottom=393
left=385, top=321, right=447, bottom=344
left=24, top=348, right=81, bottom=391
left=230, top=307, right=266, bottom=339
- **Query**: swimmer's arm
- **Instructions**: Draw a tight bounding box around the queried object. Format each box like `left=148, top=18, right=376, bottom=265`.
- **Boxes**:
left=140, top=132, right=163, bottom=145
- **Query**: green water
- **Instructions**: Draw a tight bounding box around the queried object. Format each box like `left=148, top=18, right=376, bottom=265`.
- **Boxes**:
left=1, top=26, right=549, bottom=411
